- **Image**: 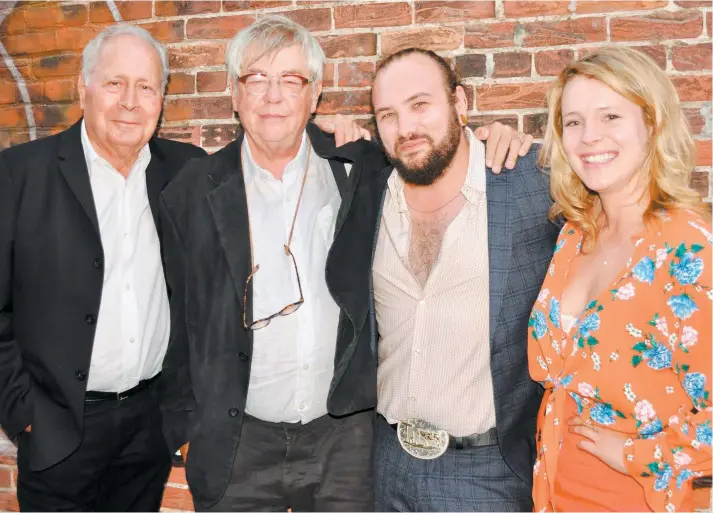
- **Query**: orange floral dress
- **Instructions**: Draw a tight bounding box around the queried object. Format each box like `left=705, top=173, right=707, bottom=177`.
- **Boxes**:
left=528, top=209, right=712, bottom=512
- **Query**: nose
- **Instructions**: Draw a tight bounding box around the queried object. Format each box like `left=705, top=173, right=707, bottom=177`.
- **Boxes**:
left=263, top=78, right=284, bottom=103
left=580, top=119, right=603, bottom=145
left=396, top=114, right=418, bottom=140
left=119, top=85, right=138, bottom=110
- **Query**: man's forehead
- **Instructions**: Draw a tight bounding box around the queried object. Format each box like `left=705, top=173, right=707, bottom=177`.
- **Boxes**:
left=242, top=43, right=308, bottom=71
left=374, top=58, right=444, bottom=105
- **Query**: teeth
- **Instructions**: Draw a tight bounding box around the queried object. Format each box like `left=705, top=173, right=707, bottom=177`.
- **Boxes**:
left=583, top=153, right=616, bottom=164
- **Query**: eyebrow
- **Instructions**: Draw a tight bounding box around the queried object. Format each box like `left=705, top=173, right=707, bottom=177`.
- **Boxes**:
left=374, top=92, right=432, bottom=115
left=243, top=68, right=307, bottom=76
left=563, top=105, right=616, bottom=117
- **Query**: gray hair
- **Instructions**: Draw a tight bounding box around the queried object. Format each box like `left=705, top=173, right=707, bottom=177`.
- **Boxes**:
left=226, top=14, right=326, bottom=84
left=82, top=24, right=170, bottom=92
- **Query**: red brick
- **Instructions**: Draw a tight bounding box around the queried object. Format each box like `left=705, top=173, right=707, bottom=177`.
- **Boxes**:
left=381, top=27, right=463, bottom=55
left=169, top=43, right=226, bottom=69
left=611, top=11, right=703, bottom=42
left=31, top=54, right=81, bottom=79
left=89, top=1, right=153, bottom=23
left=26, top=82, right=44, bottom=103
left=462, top=83, right=474, bottom=110
left=0, top=82, right=17, bottom=106
left=674, top=0, right=712, bottom=6
left=155, top=1, right=221, bottom=16
left=672, top=43, right=712, bottom=71
left=158, top=125, right=202, bottom=147
left=690, top=171, right=709, bottom=198
left=282, top=9, right=332, bottom=32
left=522, top=18, right=607, bottom=47
left=318, top=34, right=376, bottom=58
left=467, top=115, right=519, bottom=132
left=415, top=1, right=495, bottom=23
left=334, top=2, right=411, bottom=29
left=24, top=4, right=87, bottom=30
left=696, top=139, right=712, bottom=167
left=0, top=492, right=19, bottom=512
left=477, top=82, right=549, bottom=111
left=576, top=0, right=667, bottom=13
left=201, top=123, right=239, bottom=146
left=161, top=486, right=194, bottom=511
left=0, top=468, right=11, bottom=489
left=337, top=62, right=374, bottom=88
left=578, top=45, right=666, bottom=70
left=167, top=465, right=188, bottom=486
left=56, top=27, right=101, bottom=53
left=673, top=75, right=712, bottom=102
left=322, top=62, right=335, bottom=88
left=197, top=71, right=228, bottom=93
left=167, top=72, right=195, bottom=95
left=524, top=112, right=548, bottom=138
left=455, top=54, right=487, bottom=79
left=0, top=443, right=17, bottom=465
left=1, top=7, right=26, bottom=35
left=5, top=32, right=59, bottom=56
left=223, top=1, right=292, bottom=9
left=493, top=52, right=531, bottom=78
left=186, top=15, right=254, bottom=40
left=684, top=106, right=709, bottom=135
left=33, top=104, right=83, bottom=128
left=163, top=96, right=233, bottom=121
left=316, top=90, right=371, bottom=115
left=44, top=78, right=76, bottom=102
left=138, top=20, right=185, bottom=44
left=464, top=22, right=516, bottom=49
left=535, top=49, right=574, bottom=76
left=708, top=12, right=712, bottom=37
left=503, top=1, right=571, bottom=17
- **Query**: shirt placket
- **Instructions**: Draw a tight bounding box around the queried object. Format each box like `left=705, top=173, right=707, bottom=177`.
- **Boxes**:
left=120, top=174, right=141, bottom=392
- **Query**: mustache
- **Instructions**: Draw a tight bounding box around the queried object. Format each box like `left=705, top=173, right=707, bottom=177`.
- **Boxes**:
left=396, top=133, right=434, bottom=150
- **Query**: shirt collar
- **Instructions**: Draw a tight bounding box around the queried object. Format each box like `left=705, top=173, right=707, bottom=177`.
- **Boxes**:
left=80, top=120, right=151, bottom=178
left=387, top=126, right=487, bottom=213
left=241, top=131, right=309, bottom=185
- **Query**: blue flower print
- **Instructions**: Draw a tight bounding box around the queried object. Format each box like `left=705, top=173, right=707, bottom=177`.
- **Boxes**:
left=643, top=343, right=672, bottom=370
left=671, top=252, right=704, bottom=286
left=667, top=294, right=698, bottom=320
left=549, top=297, right=561, bottom=329
left=531, top=311, right=547, bottom=339
left=639, top=418, right=663, bottom=438
left=654, top=464, right=673, bottom=492
left=570, top=391, right=584, bottom=415
left=554, top=239, right=566, bottom=254
left=676, top=469, right=695, bottom=491
left=683, top=372, right=706, bottom=401
left=578, top=313, right=600, bottom=338
left=590, top=403, right=616, bottom=425
left=696, top=421, right=712, bottom=446
left=560, top=374, right=573, bottom=387
left=632, top=256, right=656, bottom=285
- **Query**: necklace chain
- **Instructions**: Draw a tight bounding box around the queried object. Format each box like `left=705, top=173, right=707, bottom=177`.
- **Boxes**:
left=406, top=189, right=463, bottom=214
left=599, top=223, right=642, bottom=266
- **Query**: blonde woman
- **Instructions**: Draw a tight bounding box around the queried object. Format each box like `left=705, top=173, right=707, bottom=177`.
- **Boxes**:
left=528, top=46, right=711, bottom=512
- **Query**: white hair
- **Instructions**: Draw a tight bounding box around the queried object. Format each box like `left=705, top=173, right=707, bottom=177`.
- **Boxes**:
left=82, top=24, right=169, bottom=92
left=226, top=14, right=326, bottom=84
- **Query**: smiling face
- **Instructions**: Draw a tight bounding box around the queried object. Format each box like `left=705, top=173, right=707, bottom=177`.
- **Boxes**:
left=232, top=44, right=322, bottom=153
left=561, top=76, right=650, bottom=197
left=372, top=53, right=468, bottom=185
left=78, top=34, right=163, bottom=159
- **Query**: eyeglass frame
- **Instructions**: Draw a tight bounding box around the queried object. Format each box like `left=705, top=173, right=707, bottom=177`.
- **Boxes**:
left=237, top=72, right=314, bottom=97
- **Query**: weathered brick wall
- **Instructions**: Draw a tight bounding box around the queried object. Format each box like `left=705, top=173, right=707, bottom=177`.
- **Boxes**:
left=0, top=0, right=711, bottom=511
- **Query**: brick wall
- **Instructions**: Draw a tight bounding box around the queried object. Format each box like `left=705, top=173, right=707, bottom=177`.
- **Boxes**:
left=0, top=0, right=710, bottom=511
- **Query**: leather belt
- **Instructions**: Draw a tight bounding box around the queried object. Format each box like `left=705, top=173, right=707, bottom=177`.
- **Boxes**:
left=388, top=421, right=497, bottom=449
left=85, top=373, right=161, bottom=402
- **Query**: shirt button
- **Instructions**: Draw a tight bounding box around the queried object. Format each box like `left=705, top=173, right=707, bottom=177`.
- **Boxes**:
left=75, top=371, right=86, bottom=381
left=409, top=396, right=415, bottom=402
left=85, top=314, right=96, bottom=325
left=93, top=258, right=103, bottom=269
left=123, top=233, right=128, bottom=238
left=125, top=284, right=131, bottom=291
left=228, top=408, right=239, bottom=417
left=298, top=403, right=305, bottom=410
left=414, top=348, right=421, bottom=354
left=238, top=352, right=249, bottom=362
left=129, top=337, right=135, bottom=344
left=419, top=299, right=426, bottom=306
left=303, top=364, right=309, bottom=370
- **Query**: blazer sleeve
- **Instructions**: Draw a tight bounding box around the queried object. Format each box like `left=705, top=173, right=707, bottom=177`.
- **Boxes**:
left=157, top=191, right=197, bottom=453
left=0, top=152, right=35, bottom=437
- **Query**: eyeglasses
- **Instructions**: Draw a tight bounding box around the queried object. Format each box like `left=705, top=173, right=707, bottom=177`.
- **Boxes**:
left=242, top=147, right=312, bottom=331
left=238, top=73, right=313, bottom=97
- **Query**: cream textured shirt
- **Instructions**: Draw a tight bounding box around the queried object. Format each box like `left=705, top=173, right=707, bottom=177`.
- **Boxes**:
left=373, top=128, right=496, bottom=437
left=242, top=133, right=344, bottom=424
left=81, top=121, right=170, bottom=393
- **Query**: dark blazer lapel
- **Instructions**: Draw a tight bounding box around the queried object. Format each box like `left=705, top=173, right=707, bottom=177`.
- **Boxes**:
left=57, top=120, right=100, bottom=236
left=146, top=139, right=171, bottom=238
left=486, top=168, right=514, bottom=344
left=205, top=136, right=253, bottom=322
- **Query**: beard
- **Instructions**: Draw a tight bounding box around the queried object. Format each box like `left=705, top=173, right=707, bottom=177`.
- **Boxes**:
left=386, top=109, right=463, bottom=186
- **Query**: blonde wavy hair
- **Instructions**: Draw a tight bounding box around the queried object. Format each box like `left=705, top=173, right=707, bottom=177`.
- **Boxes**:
left=539, top=46, right=707, bottom=248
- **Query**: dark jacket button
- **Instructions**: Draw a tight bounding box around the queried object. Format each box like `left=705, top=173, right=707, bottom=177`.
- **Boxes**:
left=228, top=408, right=239, bottom=417
left=85, top=314, right=96, bottom=325
left=238, top=352, right=249, bottom=362
left=93, top=258, right=103, bottom=269
left=75, top=371, right=86, bottom=381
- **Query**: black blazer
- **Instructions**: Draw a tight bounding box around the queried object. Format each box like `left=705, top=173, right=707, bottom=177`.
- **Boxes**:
left=158, top=122, right=389, bottom=507
left=0, top=120, right=206, bottom=471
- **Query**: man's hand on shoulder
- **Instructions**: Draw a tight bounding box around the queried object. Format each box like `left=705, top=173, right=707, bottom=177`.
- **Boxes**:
left=315, top=115, right=372, bottom=147
left=473, top=122, right=534, bottom=174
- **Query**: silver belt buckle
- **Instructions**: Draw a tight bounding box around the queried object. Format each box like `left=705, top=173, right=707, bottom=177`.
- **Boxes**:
left=397, top=418, right=448, bottom=459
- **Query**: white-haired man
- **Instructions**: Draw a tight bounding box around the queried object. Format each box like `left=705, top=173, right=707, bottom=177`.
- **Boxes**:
left=0, top=25, right=206, bottom=511
left=159, top=15, right=530, bottom=512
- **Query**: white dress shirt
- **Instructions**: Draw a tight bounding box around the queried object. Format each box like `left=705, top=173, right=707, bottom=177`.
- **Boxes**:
left=81, top=121, right=170, bottom=393
left=242, top=132, right=343, bottom=424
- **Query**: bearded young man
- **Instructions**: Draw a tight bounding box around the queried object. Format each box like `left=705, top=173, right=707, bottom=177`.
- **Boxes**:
left=341, top=48, right=559, bottom=512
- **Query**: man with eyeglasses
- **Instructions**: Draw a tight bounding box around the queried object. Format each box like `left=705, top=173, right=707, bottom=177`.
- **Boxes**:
left=158, top=15, right=530, bottom=512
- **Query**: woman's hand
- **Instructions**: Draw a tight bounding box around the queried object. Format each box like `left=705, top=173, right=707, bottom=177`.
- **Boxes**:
left=569, top=416, right=629, bottom=475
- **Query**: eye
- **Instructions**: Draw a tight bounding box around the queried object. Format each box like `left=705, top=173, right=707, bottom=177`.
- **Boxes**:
left=379, top=112, right=395, bottom=121
left=604, top=113, right=620, bottom=121
left=107, top=80, right=121, bottom=87
left=413, top=101, right=427, bottom=109
left=564, top=119, right=580, bottom=128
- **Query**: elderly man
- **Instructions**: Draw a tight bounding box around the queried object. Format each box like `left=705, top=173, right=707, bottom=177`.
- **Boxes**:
left=159, top=15, right=530, bottom=512
left=0, top=25, right=205, bottom=511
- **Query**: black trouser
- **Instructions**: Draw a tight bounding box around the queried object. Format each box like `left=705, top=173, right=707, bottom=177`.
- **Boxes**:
left=16, top=387, right=171, bottom=512
left=200, top=410, right=375, bottom=512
